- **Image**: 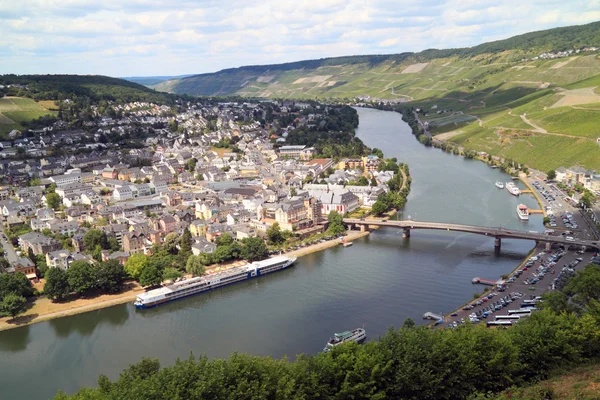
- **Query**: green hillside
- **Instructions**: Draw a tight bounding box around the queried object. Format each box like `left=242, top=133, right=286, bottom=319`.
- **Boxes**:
left=0, top=75, right=178, bottom=139
left=0, top=74, right=172, bottom=103
left=155, top=21, right=600, bottom=171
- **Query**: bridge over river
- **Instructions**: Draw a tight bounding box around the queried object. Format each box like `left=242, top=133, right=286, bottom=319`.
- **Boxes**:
left=343, top=218, right=600, bottom=252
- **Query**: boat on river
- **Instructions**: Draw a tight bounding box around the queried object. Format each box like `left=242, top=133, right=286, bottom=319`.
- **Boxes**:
left=323, top=328, right=366, bottom=352
left=134, top=256, right=296, bottom=309
left=517, top=204, right=529, bottom=221
left=506, top=182, right=521, bottom=196
left=495, top=181, right=504, bottom=189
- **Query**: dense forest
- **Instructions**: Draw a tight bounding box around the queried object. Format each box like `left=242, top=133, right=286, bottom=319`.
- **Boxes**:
left=54, top=263, right=600, bottom=399
left=0, top=75, right=176, bottom=103
left=284, top=105, right=368, bottom=158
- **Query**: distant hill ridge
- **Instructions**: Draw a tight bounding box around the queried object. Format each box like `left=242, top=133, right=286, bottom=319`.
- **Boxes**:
left=154, top=21, right=600, bottom=96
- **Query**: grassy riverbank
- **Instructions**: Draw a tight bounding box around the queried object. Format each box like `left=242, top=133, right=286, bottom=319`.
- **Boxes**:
left=0, top=230, right=372, bottom=332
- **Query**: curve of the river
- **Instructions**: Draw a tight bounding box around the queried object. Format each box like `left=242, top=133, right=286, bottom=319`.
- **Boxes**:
left=0, top=108, right=543, bottom=399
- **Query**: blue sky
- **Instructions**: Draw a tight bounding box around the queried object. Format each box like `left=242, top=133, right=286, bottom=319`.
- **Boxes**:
left=1, top=0, right=599, bottom=77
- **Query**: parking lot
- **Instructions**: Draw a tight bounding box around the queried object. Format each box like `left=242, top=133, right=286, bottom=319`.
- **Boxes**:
left=439, top=176, right=598, bottom=329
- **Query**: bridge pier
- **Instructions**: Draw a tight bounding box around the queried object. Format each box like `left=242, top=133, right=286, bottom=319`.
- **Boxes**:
left=360, top=224, right=367, bottom=233
left=494, top=237, right=501, bottom=254
left=403, top=228, right=411, bottom=238
left=545, top=242, right=551, bottom=251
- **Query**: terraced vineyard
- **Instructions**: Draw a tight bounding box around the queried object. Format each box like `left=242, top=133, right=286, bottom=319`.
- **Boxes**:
left=153, top=21, right=600, bottom=171
left=0, top=97, right=56, bottom=138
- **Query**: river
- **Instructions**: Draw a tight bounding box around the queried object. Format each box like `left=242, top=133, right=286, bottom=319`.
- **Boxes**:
left=0, top=108, right=544, bottom=399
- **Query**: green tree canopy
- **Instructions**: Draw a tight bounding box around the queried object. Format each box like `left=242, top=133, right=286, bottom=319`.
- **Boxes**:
left=215, top=233, right=234, bottom=247
left=46, top=192, right=61, bottom=210
left=96, top=260, right=127, bottom=294
left=162, top=267, right=183, bottom=282
left=44, top=267, right=71, bottom=301
left=547, top=169, right=556, bottom=180
left=326, top=211, right=346, bottom=236
left=186, top=255, right=206, bottom=277
left=371, top=200, right=388, bottom=216
left=83, top=230, right=109, bottom=252
left=0, top=272, right=34, bottom=300
left=266, top=222, right=285, bottom=245
left=66, top=261, right=97, bottom=296
left=124, top=254, right=149, bottom=280
left=240, top=237, right=268, bottom=261
left=0, top=293, right=27, bottom=320
left=139, top=265, right=162, bottom=287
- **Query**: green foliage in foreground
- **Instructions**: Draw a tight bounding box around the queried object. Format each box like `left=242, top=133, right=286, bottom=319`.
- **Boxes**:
left=55, top=264, right=600, bottom=400
left=54, top=308, right=600, bottom=400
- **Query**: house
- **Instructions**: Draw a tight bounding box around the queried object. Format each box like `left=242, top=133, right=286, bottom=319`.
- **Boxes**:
left=158, top=215, right=177, bottom=234
left=46, top=220, right=79, bottom=236
left=189, top=219, right=208, bottom=237
left=46, top=250, right=92, bottom=270
left=50, top=173, right=82, bottom=186
left=278, top=145, right=306, bottom=158
left=113, top=186, right=133, bottom=201
left=101, top=251, right=130, bottom=265
left=191, top=239, right=217, bottom=256
left=122, top=230, right=151, bottom=254
left=13, top=257, right=37, bottom=281
left=102, top=167, right=118, bottom=179
left=305, top=187, right=360, bottom=215
left=363, top=155, right=381, bottom=172
left=19, top=232, right=62, bottom=255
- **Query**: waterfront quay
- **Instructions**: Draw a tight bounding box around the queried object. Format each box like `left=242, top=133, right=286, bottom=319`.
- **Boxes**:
left=440, top=174, right=599, bottom=328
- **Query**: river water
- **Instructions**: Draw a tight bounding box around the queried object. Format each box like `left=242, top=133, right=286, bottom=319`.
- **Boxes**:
left=0, top=108, right=543, bottom=399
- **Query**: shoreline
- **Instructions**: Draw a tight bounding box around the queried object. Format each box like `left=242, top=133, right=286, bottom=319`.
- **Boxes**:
left=0, top=229, right=373, bottom=333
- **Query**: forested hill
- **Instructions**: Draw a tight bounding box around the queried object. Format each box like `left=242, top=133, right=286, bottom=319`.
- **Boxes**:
left=0, top=75, right=173, bottom=103
left=153, top=21, right=600, bottom=97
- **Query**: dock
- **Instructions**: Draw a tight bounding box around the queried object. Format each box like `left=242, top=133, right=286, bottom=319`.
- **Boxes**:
left=472, top=277, right=498, bottom=286
left=423, top=312, right=443, bottom=320
left=528, top=209, right=544, bottom=214
left=520, top=189, right=533, bottom=193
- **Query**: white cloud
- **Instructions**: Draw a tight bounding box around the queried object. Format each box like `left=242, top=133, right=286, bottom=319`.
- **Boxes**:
left=0, top=0, right=598, bottom=76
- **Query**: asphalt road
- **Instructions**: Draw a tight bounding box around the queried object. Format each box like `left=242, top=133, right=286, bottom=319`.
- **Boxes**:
left=439, top=177, right=597, bottom=328
left=0, top=229, right=19, bottom=269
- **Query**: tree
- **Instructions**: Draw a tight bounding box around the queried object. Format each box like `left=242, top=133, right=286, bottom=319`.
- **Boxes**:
left=44, top=267, right=71, bottom=301
left=546, top=170, right=556, bottom=181
left=124, top=254, right=149, bottom=280
left=66, top=261, right=97, bottom=296
left=371, top=200, right=388, bottom=216
left=564, top=264, right=600, bottom=309
left=46, top=192, right=61, bottom=210
left=215, top=233, right=234, bottom=247
left=327, top=211, right=346, bottom=236
left=290, top=187, right=297, bottom=197
left=187, top=158, right=196, bottom=172
left=83, top=230, right=108, bottom=252
left=96, top=260, right=127, bottom=294
left=186, top=255, right=206, bottom=276
left=162, top=267, right=183, bottom=282
left=179, top=229, right=192, bottom=257
left=212, top=245, right=233, bottom=263
left=0, top=293, right=27, bottom=320
left=266, top=222, right=285, bottom=245
left=108, top=236, right=121, bottom=252
left=36, top=254, right=48, bottom=277
left=240, top=237, right=268, bottom=261
left=0, top=272, right=33, bottom=300
left=139, top=265, right=162, bottom=287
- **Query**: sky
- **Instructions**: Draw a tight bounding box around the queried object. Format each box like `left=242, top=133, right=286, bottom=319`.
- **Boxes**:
left=1, top=0, right=599, bottom=77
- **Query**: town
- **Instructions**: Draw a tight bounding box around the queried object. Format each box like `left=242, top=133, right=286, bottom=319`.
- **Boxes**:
left=0, top=94, right=409, bottom=319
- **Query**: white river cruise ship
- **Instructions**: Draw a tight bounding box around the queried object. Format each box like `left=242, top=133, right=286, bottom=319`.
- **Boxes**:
left=134, top=256, right=296, bottom=309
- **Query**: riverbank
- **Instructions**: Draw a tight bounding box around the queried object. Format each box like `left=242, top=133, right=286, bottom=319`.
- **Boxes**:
left=0, top=228, right=373, bottom=332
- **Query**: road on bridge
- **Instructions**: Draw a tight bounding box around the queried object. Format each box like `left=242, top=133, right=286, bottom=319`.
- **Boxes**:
left=343, top=218, right=600, bottom=250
